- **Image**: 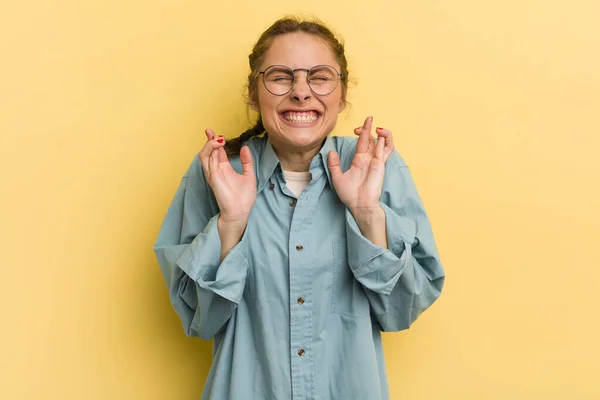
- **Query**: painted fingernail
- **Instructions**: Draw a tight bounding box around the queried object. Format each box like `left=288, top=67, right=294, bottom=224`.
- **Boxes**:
left=217, top=139, right=224, bottom=143
left=377, top=127, right=383, bottom=130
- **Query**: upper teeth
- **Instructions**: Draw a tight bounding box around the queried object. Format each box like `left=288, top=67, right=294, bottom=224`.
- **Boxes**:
left=284, top=112, right=318, bottom=122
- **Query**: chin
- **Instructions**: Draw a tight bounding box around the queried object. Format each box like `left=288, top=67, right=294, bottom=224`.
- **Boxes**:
left=268, top=130, right=323, bottom=151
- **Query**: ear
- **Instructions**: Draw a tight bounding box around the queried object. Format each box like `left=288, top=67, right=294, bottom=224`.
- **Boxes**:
left=248, top=89, right=260, bottom=113
left=338, top=98, right=346, bottom=113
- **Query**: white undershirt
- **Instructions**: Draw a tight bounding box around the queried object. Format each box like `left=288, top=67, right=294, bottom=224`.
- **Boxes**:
left=282, top=170, right=312, bottom=197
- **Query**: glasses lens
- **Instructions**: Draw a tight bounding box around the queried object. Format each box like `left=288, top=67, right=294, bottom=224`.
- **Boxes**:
left=263, top=66, right=294, bottom=95
left=308, top=66, right=339, bottom=95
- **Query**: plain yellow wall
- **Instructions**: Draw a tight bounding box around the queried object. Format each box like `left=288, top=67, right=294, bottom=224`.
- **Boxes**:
left=1, top=0, right=599, bottom=399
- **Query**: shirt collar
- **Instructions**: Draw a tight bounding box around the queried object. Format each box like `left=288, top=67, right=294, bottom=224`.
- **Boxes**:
left=257, top=138, right=281, bottom=193
left=313, top=135, right=335, bottom=187
left=257, top=135, right=335, bottom=193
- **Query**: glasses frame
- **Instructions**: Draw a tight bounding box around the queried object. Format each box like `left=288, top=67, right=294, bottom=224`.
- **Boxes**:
left=258, top=64, right=342, bottom=97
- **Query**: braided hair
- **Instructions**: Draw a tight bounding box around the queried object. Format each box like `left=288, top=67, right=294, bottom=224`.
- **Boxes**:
left=224, top=117, right=265, bottom=156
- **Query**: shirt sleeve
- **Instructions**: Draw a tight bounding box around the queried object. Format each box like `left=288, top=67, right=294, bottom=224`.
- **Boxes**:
left=153, top=155, right=250, bottom=340
left=345, top=150, right=445, bottom=332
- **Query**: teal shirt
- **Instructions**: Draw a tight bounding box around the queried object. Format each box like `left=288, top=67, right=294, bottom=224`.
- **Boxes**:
left=153, top=135, right=445, bottom=400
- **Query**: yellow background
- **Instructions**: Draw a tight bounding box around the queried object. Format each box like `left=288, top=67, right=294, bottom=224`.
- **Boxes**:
left=1, top=0, right=599, bottom=399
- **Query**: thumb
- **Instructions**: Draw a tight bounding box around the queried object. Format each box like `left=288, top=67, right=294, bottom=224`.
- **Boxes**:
left=328, top=150, right=343, bottom=181
left=240, top=146, right=255, bottom=177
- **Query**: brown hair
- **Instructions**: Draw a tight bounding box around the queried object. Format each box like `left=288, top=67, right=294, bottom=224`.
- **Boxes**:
left=225, top=16, right=350, bottom=155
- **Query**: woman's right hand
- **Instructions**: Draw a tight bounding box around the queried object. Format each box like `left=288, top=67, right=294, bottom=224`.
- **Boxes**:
left=198, top=129, right=257, bottom=225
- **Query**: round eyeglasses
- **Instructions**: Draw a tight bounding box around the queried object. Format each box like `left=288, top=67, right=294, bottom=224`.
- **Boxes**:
left=258, top=65, right=342, bottom=96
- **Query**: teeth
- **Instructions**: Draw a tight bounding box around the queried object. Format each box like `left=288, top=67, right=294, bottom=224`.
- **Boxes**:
left=283, top=112, right=318, bottom=123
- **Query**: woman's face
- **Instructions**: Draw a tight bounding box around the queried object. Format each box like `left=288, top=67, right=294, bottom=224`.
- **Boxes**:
left=252, top=32, right=345, bottom=154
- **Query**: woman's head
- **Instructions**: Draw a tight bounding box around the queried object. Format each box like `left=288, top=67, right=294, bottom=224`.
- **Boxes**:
left=226, top=17, right=349, bottom=155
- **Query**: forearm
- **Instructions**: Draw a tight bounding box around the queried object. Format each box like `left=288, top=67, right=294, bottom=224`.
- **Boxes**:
left=350, top=206, right=388, bottom=249
left=217, top=216, right=248, bottom=262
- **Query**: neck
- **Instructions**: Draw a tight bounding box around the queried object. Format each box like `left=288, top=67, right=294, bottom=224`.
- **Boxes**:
left=270, top=139, right=325, bottom=172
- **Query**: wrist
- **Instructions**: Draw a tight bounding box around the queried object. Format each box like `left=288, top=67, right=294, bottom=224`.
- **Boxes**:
left=218, top=215, right=248, bottom=238
left=349, top=204, right=384, bottom=224
left=349, top=205, right=388, bottom=249
left=217, top=215, right=248, bottom=262
left=219, top=212, right=250, bottom=226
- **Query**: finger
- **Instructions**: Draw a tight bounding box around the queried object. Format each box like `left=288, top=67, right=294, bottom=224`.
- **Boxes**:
left=369, top=134, right=377, bottom=155
left=239, top=146, right=255, bottom=177
left=355, top=116, right=373, bottom=154
left=327, top=150, right=343, bottom=181
left=353, top=127, right=362, bottom=135
left=217, top=146, right=229, bottom=164
left=375, top=130, right=386, bottom=160
left=199, top=137, right=225, bottom=161
left=198, top=139, right=221, bottom=173
left=205, top=128, right=216, bottom=140
left=198, top=152, right=209, bottom=176
left=211, top=135, right=228, bottom=164
left=376, top=127, right=395, bottom=161
left=209, top=144, right=219, bottom=176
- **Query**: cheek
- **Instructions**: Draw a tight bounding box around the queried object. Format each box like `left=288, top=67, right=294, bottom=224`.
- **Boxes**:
left=261, top=109, right=284, bottom=134
left=325, top=88, right=344, bottom=112
left=325, top=96, right=343, bottom=115
left=255, top=88, right=274, bottom=112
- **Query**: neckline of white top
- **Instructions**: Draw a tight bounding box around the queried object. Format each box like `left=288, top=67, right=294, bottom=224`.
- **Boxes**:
left=282, top=170, right=312, bottom=182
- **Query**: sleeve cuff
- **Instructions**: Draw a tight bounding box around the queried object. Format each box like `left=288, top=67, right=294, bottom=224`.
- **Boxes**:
left=176, top=214, right=250, bottom=304
left=380, top=202, right=416, bottom=256
left=346, top=203, right=416, bottom=276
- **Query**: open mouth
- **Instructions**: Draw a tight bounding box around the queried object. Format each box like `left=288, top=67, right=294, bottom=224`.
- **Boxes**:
left=279, top=110, right=322, bottom=125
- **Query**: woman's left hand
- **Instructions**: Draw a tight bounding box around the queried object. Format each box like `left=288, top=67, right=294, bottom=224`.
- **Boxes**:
left=328, top=116, right=395, bottom=218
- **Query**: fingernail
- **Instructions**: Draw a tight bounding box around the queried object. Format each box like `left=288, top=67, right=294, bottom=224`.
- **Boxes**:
left=377, top=127, right=383, bottom=130
left=217, top=139, right=224, bottom=143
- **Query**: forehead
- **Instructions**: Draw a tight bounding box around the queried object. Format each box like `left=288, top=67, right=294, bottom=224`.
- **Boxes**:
left=261, top=32, right=339, bottom=70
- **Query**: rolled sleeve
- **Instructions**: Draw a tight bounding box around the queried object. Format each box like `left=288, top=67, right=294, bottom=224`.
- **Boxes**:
left=177, top=214, right=250, bottom=305
left=345, top=206, right=415, bottom=296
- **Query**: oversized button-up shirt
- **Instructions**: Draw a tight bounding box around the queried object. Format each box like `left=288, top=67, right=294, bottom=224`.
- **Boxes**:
left=153, top=134, right=445, bottom=400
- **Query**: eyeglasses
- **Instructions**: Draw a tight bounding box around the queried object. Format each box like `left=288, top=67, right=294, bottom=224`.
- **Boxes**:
left=258, top=65, right=342, bottom=96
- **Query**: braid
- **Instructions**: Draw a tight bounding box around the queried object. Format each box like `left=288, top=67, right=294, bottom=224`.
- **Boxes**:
left=224, top=116, right=265, bottom=156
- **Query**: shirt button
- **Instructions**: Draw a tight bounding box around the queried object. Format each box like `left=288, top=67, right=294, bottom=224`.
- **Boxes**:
left=289, top=199, right=297, bottom=207
left=296, top=245, right=303, bottom=251
left=297, top=348, right=305, bottom=356
left=269, top=183, right=275, bottom=190
left=297, top=297, right=305, bottom=305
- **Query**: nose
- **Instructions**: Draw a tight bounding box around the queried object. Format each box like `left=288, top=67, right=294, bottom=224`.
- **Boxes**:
left=289, top=71, right=312, bottom=102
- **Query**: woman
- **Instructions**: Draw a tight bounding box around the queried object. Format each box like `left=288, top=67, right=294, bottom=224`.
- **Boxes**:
left=154, top=16, right=445, bottom=400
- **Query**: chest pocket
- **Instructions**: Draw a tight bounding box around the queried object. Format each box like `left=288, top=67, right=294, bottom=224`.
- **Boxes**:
left=330, top=238, right=370, bottom=318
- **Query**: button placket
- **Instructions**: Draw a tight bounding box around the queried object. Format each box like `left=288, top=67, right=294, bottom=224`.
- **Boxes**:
left=287, top=174, right=324, bottom=400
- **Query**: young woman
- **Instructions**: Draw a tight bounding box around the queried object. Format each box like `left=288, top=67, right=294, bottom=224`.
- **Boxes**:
left=154, top=16, right=445, bottom=400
